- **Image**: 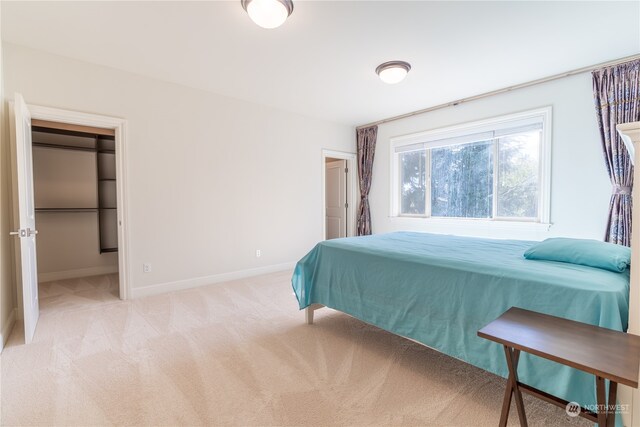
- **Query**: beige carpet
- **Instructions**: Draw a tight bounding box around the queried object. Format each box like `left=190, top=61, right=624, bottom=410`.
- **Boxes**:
left=1, top=271, right=589, bottom=426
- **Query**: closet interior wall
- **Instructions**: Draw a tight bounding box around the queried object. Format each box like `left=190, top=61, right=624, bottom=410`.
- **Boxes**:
left=32, top=124, right=118, bottom=284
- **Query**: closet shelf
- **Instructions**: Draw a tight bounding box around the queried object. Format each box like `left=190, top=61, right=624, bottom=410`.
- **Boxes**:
left=34, top=125, right=118, bottom=253
left=35, top=208, right=98, bottom=213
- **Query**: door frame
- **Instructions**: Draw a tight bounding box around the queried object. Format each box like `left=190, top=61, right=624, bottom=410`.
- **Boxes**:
left=14, top=103, right=131, bottom=300
left=321, top=149, right=357, bottom=240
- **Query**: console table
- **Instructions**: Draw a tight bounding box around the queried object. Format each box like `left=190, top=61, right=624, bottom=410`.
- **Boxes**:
left=478, top=307, right=640, bottom=427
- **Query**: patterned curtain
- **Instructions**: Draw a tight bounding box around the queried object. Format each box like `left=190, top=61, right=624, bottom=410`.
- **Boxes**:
left=592, top=59, right=640, bottom=246
left=356, top=126, right=378, bottom=236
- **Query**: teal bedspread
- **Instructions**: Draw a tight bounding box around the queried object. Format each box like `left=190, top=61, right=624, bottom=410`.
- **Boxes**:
left=291, top=232, right=630, bottom=415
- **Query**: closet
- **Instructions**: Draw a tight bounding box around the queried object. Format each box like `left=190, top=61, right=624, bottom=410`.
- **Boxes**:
left=32, top=120, right=119, bottom=286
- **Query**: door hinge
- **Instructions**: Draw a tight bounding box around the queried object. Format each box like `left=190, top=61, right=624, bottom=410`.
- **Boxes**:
left=345, top=167, right=348, bottom=173
left=345, top=202, right=349, bottom=208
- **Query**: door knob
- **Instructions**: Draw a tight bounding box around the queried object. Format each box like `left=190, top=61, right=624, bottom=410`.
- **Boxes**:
left=9, top=229, right=37, bottom=237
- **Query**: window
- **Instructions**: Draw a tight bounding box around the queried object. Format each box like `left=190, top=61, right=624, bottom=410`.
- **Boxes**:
left=392, top=108, right=550, bottom=223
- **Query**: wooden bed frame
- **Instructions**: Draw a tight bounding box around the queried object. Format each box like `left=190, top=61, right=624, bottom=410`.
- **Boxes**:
left=305, top=119, right=640, bottom=427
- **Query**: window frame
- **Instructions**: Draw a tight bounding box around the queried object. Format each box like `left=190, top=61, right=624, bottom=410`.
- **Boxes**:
left=390, top=107, right=552, bottom=224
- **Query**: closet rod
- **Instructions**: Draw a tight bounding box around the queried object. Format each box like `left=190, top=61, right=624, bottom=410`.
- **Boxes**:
left=33, top=141, right=116, bottom=154
left=33, top=142, right=96, bottom=152
left=356, top=53, right=640, bottom=130
left=35, top=208, right=98, bottom=213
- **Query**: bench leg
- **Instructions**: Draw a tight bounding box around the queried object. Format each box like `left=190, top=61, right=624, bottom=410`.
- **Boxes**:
left=596, top=376, right=618, bottom=427
left=499, top=367, right=513, bottom=427
left=607, top=381, right=617, bottom=427
left=596, top=376, right=607, bottom=427
left=499, top=346, right=527, bottom=427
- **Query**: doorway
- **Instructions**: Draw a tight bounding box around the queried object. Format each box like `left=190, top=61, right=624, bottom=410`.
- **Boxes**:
left=322, top=150, right=357, bottom=240
left=9, top=95, right=130, bottom=343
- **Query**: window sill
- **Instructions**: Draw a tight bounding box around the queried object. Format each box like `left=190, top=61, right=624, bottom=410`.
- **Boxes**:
left=389, top=216, right=552, bottom=239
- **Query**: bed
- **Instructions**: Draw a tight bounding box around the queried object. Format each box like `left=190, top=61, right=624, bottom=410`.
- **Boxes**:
left=291, top=231, right=630, bottom=418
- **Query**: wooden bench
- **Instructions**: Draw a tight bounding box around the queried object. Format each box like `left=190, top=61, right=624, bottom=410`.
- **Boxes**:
left=478, top=307, right=640, bottom=427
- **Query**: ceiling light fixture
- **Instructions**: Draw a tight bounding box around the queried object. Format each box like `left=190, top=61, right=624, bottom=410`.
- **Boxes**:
left=241, top=0, right=294, bottom=29
left=375, top=61, right=411, bottom=84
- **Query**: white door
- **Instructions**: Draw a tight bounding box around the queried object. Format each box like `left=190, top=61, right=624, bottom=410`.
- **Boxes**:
left=325, top=160, right=347, bottom=239
left=10, top=93, right=39, bottom=343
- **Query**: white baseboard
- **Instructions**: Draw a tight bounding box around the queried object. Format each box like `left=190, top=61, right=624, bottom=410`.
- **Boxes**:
left=0, top=308, right=17, bottom=353
left=39, top=265, right=119, bottom=283
left=130, top=262, right=295, bottom=299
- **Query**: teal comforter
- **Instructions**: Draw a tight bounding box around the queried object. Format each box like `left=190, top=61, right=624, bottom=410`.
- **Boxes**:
left=291, top=232, right=630, bottom=415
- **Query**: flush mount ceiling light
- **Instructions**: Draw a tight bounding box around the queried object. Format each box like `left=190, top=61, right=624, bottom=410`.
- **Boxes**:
left=241, top=0, right=294, bottom=29
left=375, top=61, right=411, bottom=84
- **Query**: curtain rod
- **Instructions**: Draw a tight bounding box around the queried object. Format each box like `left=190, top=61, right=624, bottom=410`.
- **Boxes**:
left=356, top=54, right=640, bottom=130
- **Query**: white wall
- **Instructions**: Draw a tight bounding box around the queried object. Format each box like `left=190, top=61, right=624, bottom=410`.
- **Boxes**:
left=2, top=43, right=353, bottom=297
left=369, top=73, right=610, bottom=241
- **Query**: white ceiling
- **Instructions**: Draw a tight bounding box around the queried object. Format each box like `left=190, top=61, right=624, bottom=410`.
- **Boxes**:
left=2, top=1, right=639, bottom=125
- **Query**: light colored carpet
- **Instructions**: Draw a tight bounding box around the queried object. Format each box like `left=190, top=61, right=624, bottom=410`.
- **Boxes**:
left=1, top=271, right=590, bottom=426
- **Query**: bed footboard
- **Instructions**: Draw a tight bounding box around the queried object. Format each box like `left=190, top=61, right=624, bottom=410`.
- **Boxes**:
left=305, top=304, right=324, bottom=324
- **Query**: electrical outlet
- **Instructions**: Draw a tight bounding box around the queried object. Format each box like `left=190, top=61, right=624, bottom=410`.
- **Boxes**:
left=256, top=249, right=261, bottom=258
left=143, top=263, right=152, bottom=273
